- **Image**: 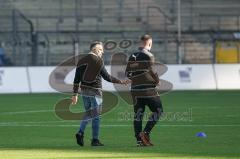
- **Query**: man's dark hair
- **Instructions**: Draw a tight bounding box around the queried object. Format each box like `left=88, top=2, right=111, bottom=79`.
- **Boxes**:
left=140, top=34, right=152, bottom=42
left=90, top=41, right=103, bottom=50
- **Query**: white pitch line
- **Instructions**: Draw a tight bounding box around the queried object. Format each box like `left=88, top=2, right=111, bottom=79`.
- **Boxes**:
left=0, top=121, right=72, bottom=124
left=0, top=124, right=79, bottom=127
left=0, top=124, right=240, bottom=127
left=0, top=121, right=240, bottom=127
left=0, top=110, right=54, bottom=115
left=1, top=105, right=239, bottom=115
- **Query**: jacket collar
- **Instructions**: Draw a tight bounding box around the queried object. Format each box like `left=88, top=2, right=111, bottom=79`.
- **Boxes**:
left=138, top=47, right=150, bottom=52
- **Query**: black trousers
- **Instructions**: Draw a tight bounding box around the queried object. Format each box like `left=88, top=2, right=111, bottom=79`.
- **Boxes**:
left=133, top=96, right=163, bottom=141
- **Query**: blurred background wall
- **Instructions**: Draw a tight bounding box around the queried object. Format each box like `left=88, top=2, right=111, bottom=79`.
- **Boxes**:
left=1, top=0, right=240, bottom=66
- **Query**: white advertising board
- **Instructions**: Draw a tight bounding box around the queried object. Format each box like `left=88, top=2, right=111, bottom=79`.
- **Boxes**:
left=0, top=67, right=30, bottom=93
left=28, top=66, right=57, bottom=93
left=161, top=65, right=216, bottom=90
left=101, top=66, right=118, bottom=91
left=2, top=64, right=239, bottom=94
left=214, top=64, right=240, bottom=89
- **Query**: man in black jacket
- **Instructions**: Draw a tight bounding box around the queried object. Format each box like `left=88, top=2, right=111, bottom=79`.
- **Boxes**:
left=72, top=41, right=128, bottom=146
left=125, top=35, right=163, bottom=146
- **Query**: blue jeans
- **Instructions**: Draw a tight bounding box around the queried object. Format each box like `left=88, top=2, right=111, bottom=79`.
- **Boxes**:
left=79, top=95, right=102, bottom=139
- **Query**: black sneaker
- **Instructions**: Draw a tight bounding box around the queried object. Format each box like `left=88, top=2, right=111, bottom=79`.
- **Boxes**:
left=75, top=132, right=84, bottom=146
left=136, top=140, right=145, bottom=147
left=91, top=139, right=104, bottom=146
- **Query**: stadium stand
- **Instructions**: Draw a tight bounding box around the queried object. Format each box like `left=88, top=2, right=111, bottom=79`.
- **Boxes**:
left=0, top=0, right=240, bottom=65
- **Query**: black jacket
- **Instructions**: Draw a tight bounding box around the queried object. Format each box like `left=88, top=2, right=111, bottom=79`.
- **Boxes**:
left=73, top=53, right=121, bottom=95
left=125, top=48, right=159, bottom=90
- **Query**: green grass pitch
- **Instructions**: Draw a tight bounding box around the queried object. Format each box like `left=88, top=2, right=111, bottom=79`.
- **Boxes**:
left=0, top=91, right=240, bottom=159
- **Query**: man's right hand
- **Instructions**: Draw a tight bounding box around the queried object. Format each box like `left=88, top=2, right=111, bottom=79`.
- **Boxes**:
left=120, top=79, right=131, bottom=85
left=71, top=95, right=78, bottom=105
